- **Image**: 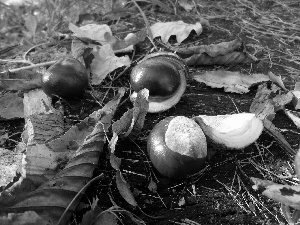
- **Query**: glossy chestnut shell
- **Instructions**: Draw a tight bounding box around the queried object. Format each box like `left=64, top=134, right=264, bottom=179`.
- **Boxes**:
left=147, top=116, right=207, bottom=179
left=41, top=57, right=89, bottom=99
left=130, top=52, right=188, bottom=113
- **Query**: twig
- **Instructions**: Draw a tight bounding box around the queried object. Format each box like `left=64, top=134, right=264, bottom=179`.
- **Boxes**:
left=131, top=0, right=157, bottom=50
left=56, top=173, right=104, bottom=225
left=1, top=61, right=56, bottom=73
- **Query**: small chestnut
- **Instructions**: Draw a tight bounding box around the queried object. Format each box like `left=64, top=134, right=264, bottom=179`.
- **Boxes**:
left=41, top=57, right=89, bottom=99
left=147, top=116, right=207, bottom=179
left=130, top=52, right=188, bottom=113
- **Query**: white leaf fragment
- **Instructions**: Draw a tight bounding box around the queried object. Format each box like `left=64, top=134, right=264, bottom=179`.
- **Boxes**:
left=193, top=113, right=263, bottom=149
left=150, top=21, right=202, bottom=44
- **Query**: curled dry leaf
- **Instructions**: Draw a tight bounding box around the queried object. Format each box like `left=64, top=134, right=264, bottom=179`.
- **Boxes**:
left=150, top=21, right=202, bottom=44
left=193, top=70, right=269, bottom=94
left=251, top=177, right=300, bottom=210
left=109, top=89, right=148, bottom=170
left=250, top=83, right=293, bottom=120
left=172, top=39, right=257, bottom=66
left=111, top=88, right=149, bottom=138
left=184, top=51, right=255, bottom=66
left=171, top=39, right=243, bottom=57
left=193, top=113, right=263, bottom=149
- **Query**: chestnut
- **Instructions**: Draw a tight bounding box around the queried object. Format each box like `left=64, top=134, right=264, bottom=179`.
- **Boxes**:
left=41, top=57, right=89, bottom=99
left=130, top=52, right=188, bottom=113
left=147, top=116, right=207, bottom=179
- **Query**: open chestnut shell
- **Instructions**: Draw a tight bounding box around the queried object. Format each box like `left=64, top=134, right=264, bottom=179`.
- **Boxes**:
left=147, top=116, right=207, bottom=179
left=130, top=52, right=188, bottom=113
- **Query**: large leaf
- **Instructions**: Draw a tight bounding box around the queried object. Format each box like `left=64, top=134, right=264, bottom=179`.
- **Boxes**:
left=150, top=21, right=202, bottom=44
left=0, top=88, right=125, bottom=225
left=193, top=70, right=269, bottom=94
left=185, top=51, right=255, bottom=66
left=171, top=39, right=243, bottom=57
left=91, top=45, right=131, bottom=85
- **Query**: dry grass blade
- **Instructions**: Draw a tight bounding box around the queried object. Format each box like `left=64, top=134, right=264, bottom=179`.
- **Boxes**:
left=131, top=0, right=156, bottom=49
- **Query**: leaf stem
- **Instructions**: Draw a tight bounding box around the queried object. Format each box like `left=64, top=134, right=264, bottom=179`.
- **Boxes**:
left=56, top=173, right=104, bottom=225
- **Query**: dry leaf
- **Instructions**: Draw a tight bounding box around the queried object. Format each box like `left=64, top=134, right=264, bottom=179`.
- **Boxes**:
left=110, top=154, right=121, bottom=170
left=81, top=197, right=118, bottom=225
left=0, top=92, right=24, bottom=120
left=268, top=71, right=288, bottom=91
left=23, top=14, right=37, bottom=39
left=0, top=147, right=25, bottom=189
left=150, top=21, right=202, bottom=44
left=250, top=83, right=293, bottom=120
left=284, top=109, right=300, bottom=129
left=115, top=170, right=137, bottom=207
left=123, top=29, right=147, bottom=47
left=23, top=89, right=52, bottom=118
left=193, top=70, right=269, bottom=94
left=69, top=23, right=112, bottom=45
left=251, top=177, right=300, bottom=209
left=93, top=211, right=118, bottom=225
left=23, top=107, right=64, bottom=145
left=91, top=45, right=131, bottom=85
left=172, top=39, right=242, bottom=57
left=292, top=90, right=300, bottom=110
left=178, top=0, right=194, bottom=12
left=111, top=88, right=149, bottom=137
left=294, top=145, right=300, bottom=180
left=0, top=211, right=47, bottom=225
left=0, top=90, right=123, bottom=225
left=0, top=70, right=42, bottom=91
left=184, top=51, right=254, bottom=66
left=178, top=197, right=186, bottom=207
left=148, top=179, right=157, bottom=193
left=263, top=119, right=296, bottom=156
left=150, top=0, right=173, bottom=13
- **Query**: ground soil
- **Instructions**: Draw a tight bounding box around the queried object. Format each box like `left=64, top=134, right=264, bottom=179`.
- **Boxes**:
left=1, top=0, right=300, bottom=225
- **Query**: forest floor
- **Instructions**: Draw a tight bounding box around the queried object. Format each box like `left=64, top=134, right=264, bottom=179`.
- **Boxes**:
left=1, top=0, right=300, bottom=224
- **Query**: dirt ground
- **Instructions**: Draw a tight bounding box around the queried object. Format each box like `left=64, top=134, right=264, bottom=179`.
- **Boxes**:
left=1, top=0, right=300, bottom=224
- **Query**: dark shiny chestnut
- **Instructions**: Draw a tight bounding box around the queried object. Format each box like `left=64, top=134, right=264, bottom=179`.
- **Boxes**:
left=41, top=57, right=89, bottom=99
left=147, top=116, right=207, bottom=179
